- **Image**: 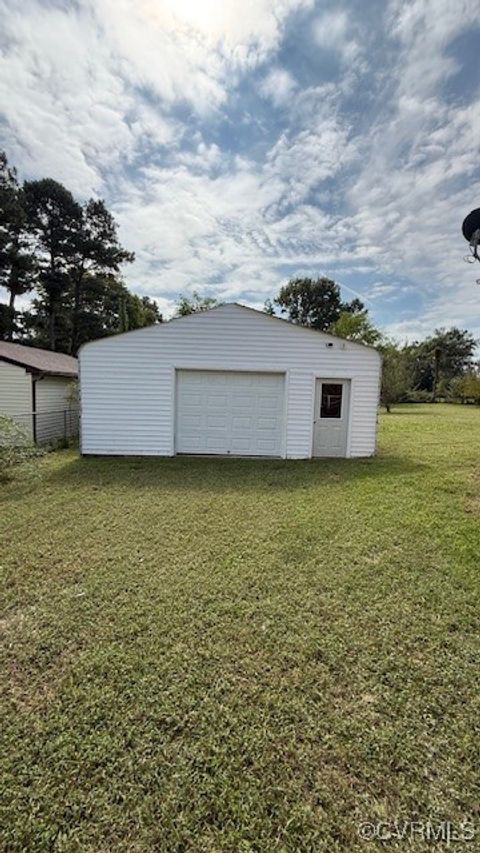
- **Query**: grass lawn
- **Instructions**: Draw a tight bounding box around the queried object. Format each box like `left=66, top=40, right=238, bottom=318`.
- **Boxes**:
left=1, top=404, right=480, bottom=851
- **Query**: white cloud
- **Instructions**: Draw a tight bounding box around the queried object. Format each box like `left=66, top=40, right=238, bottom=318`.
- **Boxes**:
left=313, top=10, right=362, bottom=64
left=265, top=117, right=352, bottom=208
left=0, top=2, right=130, bottom=194
left=314, top=10, right=348, bottom=47
left=176, top=142, right=225, bottom=174
left=0, top=0, right=312, bottom=196
left=260, top=68, right=297, bottom=107
left=140, top=0, right=313, bottom=58
left=388, top=0, right=478, bottom=97
left=111, top=116, right=365, bottom=310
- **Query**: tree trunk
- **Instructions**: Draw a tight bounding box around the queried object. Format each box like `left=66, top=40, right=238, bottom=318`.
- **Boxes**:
left=386, top=403, right=391, bottom=413
left=71, top=270, right=83, bottom=355
left=7, top=289, right=15, bottom=341
left=48, top=255, right=57, bottom=351
left=49, top=303, right=56, bottom=351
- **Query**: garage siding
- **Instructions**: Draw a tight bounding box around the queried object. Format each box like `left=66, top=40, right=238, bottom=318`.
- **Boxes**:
left=80, top=304, right=381, bottom=458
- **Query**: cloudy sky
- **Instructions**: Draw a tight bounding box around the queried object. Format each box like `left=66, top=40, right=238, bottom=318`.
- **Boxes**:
left=1, top=0, right=480, bottom=338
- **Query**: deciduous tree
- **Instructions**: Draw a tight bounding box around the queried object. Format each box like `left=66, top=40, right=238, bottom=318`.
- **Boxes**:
left=274, top=277, right=363, bottom=331
left=406, top=328, right=477, bottom=395
left=330, top=310, right=381, bottom=346
left=175, top=291, right=219, bottom=316
left=379, top=343, right=412, bottom=412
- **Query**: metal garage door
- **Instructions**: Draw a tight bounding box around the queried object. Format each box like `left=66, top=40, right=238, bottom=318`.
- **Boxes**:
left=176, top=370, right=285, bottom=456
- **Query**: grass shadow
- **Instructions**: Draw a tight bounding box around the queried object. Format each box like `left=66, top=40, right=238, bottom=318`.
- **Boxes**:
left=387, top=410, right=434, bottom=415
left=40, top=450, right=426, bottom=496
left=387, top=410, right=438, bottom=416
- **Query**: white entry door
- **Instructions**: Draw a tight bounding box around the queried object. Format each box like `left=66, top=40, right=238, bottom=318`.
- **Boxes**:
left=176, top=370, right=285, bottom=456
left=312, top=379, right=350, bottom=457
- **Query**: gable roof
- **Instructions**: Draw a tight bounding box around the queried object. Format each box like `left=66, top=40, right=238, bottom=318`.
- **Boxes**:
left=0, top=342, right=78, bottom=377
left=80, top=302, right=380, bottom=357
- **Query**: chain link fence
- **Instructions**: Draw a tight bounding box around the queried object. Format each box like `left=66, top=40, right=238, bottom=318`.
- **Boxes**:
left=9, top=408, right=79, bottom=446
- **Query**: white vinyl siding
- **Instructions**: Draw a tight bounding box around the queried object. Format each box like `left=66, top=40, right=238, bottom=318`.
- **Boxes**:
left=0, top=361, right=33, bottom=438
left=80, top=304, right=381, bottom=458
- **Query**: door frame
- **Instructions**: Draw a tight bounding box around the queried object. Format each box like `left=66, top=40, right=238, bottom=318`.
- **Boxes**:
left=310, top=375, right=354, bottom=458
left=173, top=366, right=288, bottom=458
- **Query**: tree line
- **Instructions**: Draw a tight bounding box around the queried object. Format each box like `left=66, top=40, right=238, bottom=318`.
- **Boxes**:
left=0, top=152, right=161, bottom=354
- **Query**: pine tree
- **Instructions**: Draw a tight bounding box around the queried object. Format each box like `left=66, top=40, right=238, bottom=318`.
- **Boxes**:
left=70, top=199, right=134, bottom=354
left=0, top=152, right=36, bottom=339
left=24, top=178, right=82, bottom=351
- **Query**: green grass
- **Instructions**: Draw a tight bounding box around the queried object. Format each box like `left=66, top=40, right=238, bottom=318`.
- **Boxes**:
left=1, top=404, right=480, bottom=851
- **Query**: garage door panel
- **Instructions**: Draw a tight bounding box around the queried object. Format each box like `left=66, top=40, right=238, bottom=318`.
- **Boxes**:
left=258, top=416, right=277, bottom=430
left=178, top=393, right=202, bottom=406
left=182, top=415, right=202, bottom=429
left=261, top=397, right=282, bottom=410
left=206, top=436, right=229, bottom=452
left=231, top=437, right=251, bottom=452
left=207, top=393, right=228, bottom=407
left=232, top=394, right=255, bottom=409
left=232, top=415, right=253, bottom=430
left=176, top=371, right=284, bottom=456
left=181, top=434, right=202, bottom=450
left=257, top=439, right=278, bottom=453
left=207, top=414, right=228, bottom=427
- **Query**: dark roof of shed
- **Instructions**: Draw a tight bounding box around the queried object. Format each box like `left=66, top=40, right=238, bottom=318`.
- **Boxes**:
left=0, top=342, right=78, bottom=377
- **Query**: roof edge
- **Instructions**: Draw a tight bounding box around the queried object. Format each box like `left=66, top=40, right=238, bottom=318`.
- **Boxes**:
left=0, top=353, right=78, bottom=377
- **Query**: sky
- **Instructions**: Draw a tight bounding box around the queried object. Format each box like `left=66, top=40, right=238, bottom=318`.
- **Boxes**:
left=1, top=0, right=480, bottom=339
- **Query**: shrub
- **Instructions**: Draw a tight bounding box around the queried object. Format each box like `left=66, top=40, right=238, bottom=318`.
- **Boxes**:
left=0, top=416, right=44, bottom=481
left=406, top=389, right=434, bottom=403
left=450, top=374, right=480, bottom=405
left=435, top=378, right=449, bottom=400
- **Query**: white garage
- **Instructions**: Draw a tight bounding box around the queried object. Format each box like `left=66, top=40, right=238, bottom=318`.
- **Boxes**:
left=79, top=303, right=381, bottom=459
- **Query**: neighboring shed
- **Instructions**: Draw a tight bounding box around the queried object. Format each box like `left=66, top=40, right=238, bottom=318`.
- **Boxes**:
left=0, top=342, right=78, bottom=443
left=80, top=304, right=381, bottom=459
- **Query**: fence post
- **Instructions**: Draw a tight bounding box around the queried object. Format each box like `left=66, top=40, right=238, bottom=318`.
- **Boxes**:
left=64, top=409, right=67, bottom=443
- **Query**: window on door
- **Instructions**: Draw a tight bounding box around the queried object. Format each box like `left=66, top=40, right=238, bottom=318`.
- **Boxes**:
left=320, top=383, right=343, bottom=418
